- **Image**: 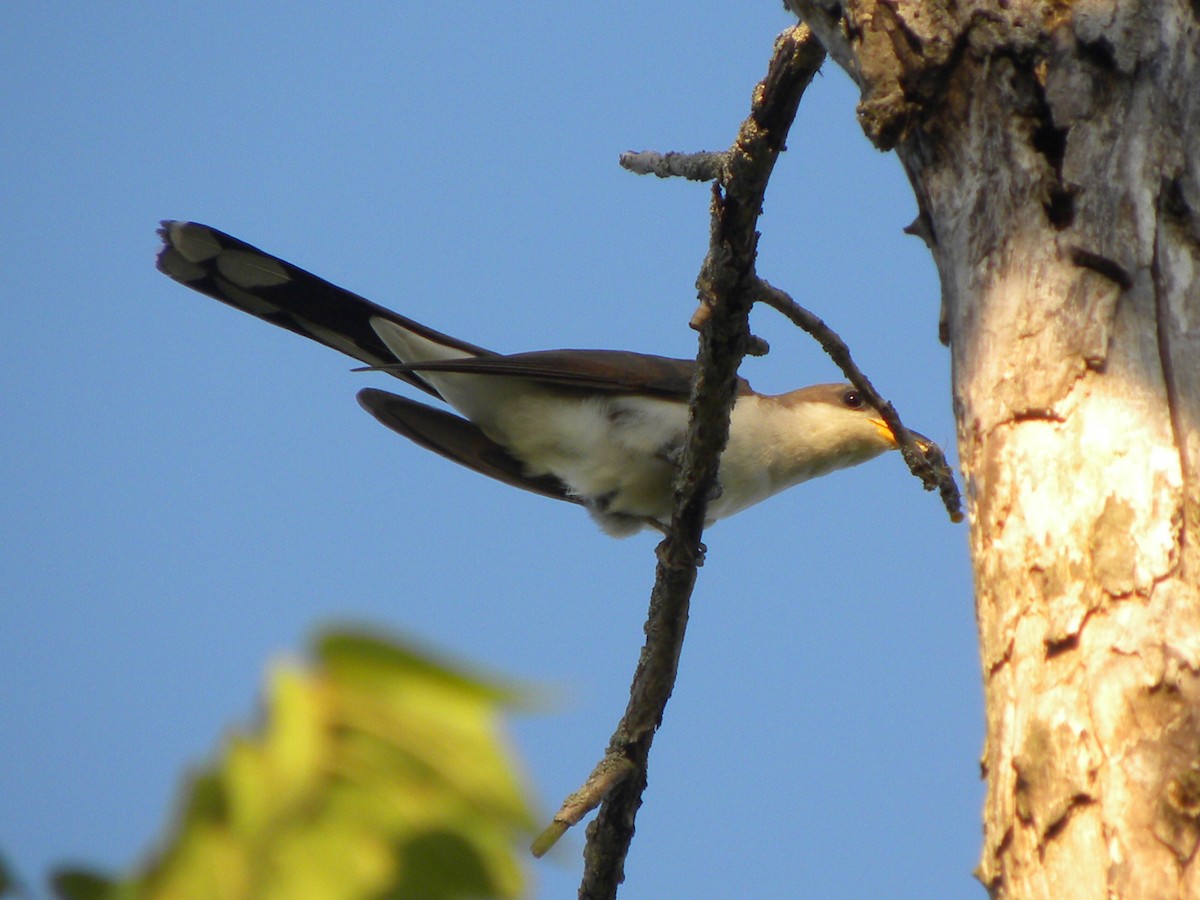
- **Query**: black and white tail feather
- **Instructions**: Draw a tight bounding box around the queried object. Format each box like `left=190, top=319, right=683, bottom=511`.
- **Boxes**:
left=156, top=221, right=591, bottom=508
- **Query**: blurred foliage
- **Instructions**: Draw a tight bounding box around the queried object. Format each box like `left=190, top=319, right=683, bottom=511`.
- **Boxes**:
left=47, top=629, right=535, bottom=900
left=0, top=852, right=14, bottom=896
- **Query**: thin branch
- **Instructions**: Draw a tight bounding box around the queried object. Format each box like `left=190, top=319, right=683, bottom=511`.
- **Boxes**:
left=753, top=280, right=964, bottom=521
left=548, top=19, right=962, bottom=898
left=618, top=150, right=728, bottom=181
left=570, top=25, right=827, bottom=900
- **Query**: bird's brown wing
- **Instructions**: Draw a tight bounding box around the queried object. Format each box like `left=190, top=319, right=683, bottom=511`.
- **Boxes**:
left=356, top=388, right=581, bottom=504
left=370, top=349, right=755, bottom=399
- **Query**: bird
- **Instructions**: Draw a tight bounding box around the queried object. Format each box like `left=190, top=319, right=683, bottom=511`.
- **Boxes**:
left=156, top=221, right=930, bottom=537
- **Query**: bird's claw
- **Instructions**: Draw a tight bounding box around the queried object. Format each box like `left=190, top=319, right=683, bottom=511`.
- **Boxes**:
left=654, top=536, right=706, bottom=567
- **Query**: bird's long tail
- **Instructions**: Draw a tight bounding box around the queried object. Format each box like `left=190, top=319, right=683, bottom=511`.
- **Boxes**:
left=156, top=220, right=492, bottom=399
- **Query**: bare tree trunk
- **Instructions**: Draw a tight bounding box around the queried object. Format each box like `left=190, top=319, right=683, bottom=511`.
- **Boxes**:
left=787, top=1, right=1200, bottom=895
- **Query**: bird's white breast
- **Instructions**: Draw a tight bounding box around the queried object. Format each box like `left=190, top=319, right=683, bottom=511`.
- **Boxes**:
left=497, top=393, right=684, bottom=520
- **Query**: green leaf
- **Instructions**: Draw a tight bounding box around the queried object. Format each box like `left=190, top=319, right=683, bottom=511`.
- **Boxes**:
left=51, top=869, right=136, bottom=900
left=52, top=627, right=536, bottom=900
left=0, top=853, right=19, bottom=898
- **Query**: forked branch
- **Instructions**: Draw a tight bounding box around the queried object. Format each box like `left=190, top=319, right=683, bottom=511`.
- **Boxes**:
left=545, top=25, right=828, bottom=899
left=540, top=21, right=961, bottom=899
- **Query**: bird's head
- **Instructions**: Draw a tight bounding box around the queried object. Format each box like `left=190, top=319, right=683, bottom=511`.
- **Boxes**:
left=771, top=383, right=933, bottom=478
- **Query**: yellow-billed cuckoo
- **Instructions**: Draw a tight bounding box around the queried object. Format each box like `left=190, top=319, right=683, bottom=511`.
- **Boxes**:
left=157, top=221, right=929, bottom=536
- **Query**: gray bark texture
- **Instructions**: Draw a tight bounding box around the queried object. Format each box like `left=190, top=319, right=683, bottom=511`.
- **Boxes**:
left=786, top=1, right=1200, bottom=896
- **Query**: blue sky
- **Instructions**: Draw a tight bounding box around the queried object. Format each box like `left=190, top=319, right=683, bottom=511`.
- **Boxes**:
left=2, top=5, right=983, bottom=898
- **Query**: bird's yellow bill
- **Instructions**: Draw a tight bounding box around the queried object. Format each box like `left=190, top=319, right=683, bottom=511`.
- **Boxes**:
left=872, top=418, right=934, bottom=452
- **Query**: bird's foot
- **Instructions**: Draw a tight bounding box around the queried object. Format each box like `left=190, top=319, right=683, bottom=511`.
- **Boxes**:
left=653, top=531, right=706, bottom=567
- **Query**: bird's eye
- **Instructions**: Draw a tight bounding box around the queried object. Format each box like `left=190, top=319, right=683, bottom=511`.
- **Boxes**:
left=842, top=389, right=863, bottom=409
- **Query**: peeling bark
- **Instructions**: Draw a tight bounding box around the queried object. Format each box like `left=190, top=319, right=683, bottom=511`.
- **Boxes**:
left=786, top=0, right=1200, bottom=895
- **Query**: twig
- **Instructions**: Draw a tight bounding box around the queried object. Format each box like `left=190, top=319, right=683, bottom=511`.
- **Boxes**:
left=618, top=150, right=727, bottom=181
left=531, top=756, right=635, bottom=858
left=753, top=280, right=964, bottom=521
left=566, top=25, right=827, bottom=900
